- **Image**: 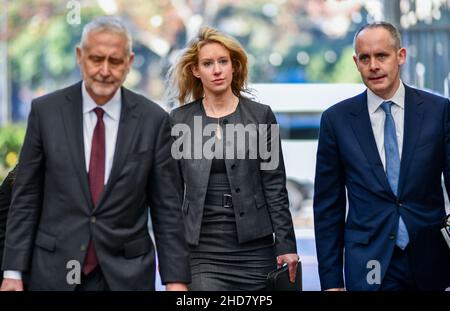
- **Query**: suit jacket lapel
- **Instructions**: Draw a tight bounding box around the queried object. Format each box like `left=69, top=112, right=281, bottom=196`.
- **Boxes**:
left=193, top=101, right=213, bottom=183
left=60, top=82, right=93, bottom=211
left=97, top=87, right=140, bottom=208
left=397, top=85, right=424, bottom=197
left=350, top=91, right=394, bottom=197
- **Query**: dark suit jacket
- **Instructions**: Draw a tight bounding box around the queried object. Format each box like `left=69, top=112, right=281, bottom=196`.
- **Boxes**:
left=1, top=82, right=190, bottom=290
left=169, top=97, right=297, bottom=256
left=0, top=166, right=16, bottom=283
left=314, top=84, right=450, bottom=291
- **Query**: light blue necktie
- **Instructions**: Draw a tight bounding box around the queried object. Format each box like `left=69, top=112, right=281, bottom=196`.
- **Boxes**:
left=380, top=101, right=409, bottom=250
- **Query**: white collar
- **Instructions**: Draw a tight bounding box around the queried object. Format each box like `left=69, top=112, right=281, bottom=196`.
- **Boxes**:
left=81, top=82, right=121, bottom=120
left=367, top=81, right=405, bottom=114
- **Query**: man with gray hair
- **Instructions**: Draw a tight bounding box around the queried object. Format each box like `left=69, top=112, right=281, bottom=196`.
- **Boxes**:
left=1, top=16, right=190, bottom=291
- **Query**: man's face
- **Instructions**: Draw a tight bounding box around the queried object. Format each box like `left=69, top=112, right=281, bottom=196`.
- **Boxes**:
left=76, top=30, right=134, bottom=105
left=353, top=27, right=406, bottom=99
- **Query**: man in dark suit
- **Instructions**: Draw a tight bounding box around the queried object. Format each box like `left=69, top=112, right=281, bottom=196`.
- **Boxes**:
left=314, top=22, right=450, bottom=291
left=1, top=16, right=190, bottom=291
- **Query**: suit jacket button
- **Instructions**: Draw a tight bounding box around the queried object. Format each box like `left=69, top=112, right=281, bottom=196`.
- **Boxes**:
left=235, top=188, right=240, bottom=193
left=91, top=216, right=96, bottom=224
left=389, top=234, right=396, bottom=240
left=81, top=245, right=86, bottom=251
left=398, top=203, right=403, bottom=207
left=239, top=212, right=244, bottom=217
left=231, top=164, right=236, bottom=169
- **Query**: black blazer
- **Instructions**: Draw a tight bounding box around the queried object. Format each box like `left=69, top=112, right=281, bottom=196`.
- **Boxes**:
left=2, top=82, right=190, bottom=290
left=0, top=166, right=16, bottom=283
left=169, top=97, right=297, bottom=256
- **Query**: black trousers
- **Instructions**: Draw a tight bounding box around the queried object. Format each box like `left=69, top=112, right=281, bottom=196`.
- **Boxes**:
left=75, top=266, right=110, bottom=291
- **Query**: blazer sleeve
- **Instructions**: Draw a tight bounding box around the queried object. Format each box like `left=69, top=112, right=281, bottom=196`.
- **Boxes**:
left=168, top=110, right=186, bottom=187
left=260, top=106, right=297, bottom=256
left=0, top=166, right=16, bottom=268
left=147, top=113, right=191, bottom=284
left=443, top=98, right=450, bottom=198
left=313, top=110, right=346, bottom=290
left=2, top=102, right=45, bottom=271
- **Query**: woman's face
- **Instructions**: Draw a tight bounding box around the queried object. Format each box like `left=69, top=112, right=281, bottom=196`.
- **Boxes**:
left=192, top=42, right=234, bottom=96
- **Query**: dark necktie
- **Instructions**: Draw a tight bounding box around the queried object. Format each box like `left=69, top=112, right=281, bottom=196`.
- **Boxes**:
left=380, top=101, right=409, bottom=249
left=83, top=107, right=105, bottom=275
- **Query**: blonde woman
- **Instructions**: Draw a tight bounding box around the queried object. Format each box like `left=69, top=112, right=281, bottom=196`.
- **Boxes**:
left=168, top=26, right=299, bottom=291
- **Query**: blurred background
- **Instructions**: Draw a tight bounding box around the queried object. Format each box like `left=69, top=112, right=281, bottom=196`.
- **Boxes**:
left=1, top=0, right=449, bottom=177
left=0, top=0, right=449, bottom=290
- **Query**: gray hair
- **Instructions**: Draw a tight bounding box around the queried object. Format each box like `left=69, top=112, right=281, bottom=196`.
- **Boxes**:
left=353, top=21, right=402, bottom=52
left=79, top=16, right=133, bottom=54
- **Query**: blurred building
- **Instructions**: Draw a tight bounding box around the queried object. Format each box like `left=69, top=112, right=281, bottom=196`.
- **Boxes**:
left=0, top=0, right=448, bottom=121
left=385, top=0, right=450, bottom=97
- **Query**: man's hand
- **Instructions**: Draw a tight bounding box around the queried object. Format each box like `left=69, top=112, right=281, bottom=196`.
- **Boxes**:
left=166, top=282, right=188, bottom=291
left=325, top=288, right=345, bottom=291
left=0, top=278, right=24, bottom=291
left=276, top=253, right=300, bottom=283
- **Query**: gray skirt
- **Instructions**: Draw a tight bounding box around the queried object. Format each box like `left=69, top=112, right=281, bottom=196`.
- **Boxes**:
left=189, top=243, right=277, bottom=291
left=189, top=173, right=276, bottom=291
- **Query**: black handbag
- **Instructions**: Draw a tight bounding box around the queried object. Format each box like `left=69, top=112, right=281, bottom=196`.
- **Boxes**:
left=266, top=260, right=302, bottom=291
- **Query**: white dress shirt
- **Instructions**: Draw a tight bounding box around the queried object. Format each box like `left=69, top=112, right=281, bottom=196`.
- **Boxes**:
left=367, top=82, right=405, bottom=170
left=3, top=83, right=121, bottom=281
left=82, top=82, right=121, bottom=183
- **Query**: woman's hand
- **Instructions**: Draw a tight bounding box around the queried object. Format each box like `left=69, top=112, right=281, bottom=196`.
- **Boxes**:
left=276, top=253, right=300, bottom=283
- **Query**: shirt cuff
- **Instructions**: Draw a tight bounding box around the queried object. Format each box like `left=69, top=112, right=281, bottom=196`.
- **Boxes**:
left=3, top=270, right=22, bottom=280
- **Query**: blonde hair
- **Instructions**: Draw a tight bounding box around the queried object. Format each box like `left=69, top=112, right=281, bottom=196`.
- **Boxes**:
left=166, top=26, right=251, bottom=106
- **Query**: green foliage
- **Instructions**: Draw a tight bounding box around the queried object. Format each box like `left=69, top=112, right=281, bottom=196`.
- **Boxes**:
left=44, top=17, right=78, bottom=76
left=9, top=23, right=45, bottom=83
left=306, top=52, right=329, bottom=82
left=329, top=47, right=362, bottom=83
left=306, top=46, right=362, bottom=83
left=8, top=6, right=101, bottom=87
left=0, top=124, right=26, bottom=180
